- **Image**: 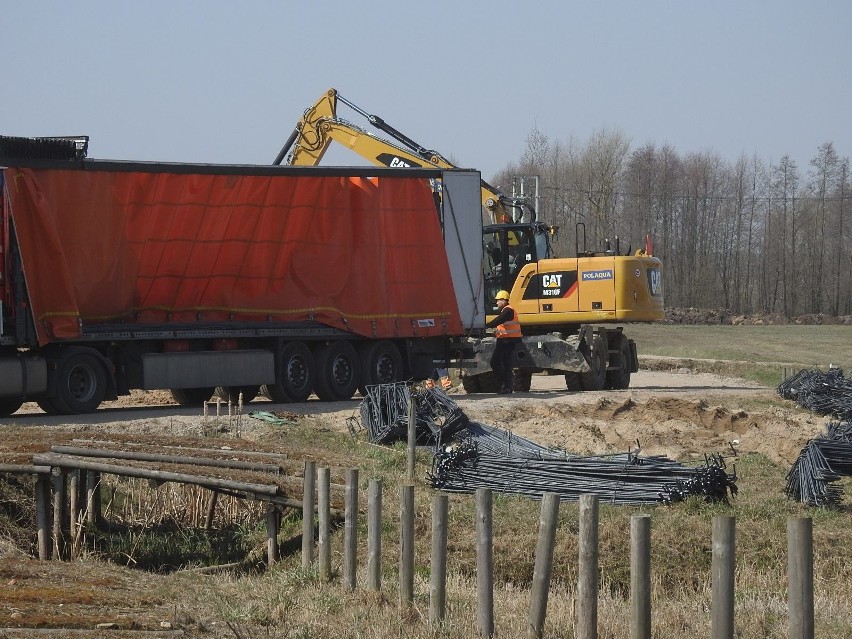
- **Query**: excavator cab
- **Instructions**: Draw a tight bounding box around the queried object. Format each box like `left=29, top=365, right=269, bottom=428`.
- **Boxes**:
left=482, top=221, right=555, bottom=312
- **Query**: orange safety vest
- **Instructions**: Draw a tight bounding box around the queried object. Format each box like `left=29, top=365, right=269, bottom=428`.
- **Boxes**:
left=495, top=305, right=522, bottom=339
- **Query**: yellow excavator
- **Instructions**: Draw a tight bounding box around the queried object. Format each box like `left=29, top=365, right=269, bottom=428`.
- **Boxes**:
left=275, top=88, right=664, bottom=392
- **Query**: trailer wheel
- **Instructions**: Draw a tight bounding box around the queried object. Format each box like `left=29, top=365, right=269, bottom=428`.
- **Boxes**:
left=358, top=340, right=403, bottom=395
left=564, top=373, right=583, bottom=391
left=216, top=385, right=260, bottom=404
left=54, top=350, right=107, bottom=414
left=466, top=371, right=501, bottom=394
left=460, top=374, right=481, bottom=393
left=170, top=387, right=215, bottom=407
left=605, top=334, right=632, bottom=390
left=513, top=370, right=533, bottom=392
left=263, top=341, right=315, bottom=403
left=313, top=341, right=360, bottom=401
left=580, top=333, right=607, bottom=391
left=0, top=397, right=24, bottom=417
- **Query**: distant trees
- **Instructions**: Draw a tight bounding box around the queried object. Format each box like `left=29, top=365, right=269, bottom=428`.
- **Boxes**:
left=492, top=130, right=851, bottom=317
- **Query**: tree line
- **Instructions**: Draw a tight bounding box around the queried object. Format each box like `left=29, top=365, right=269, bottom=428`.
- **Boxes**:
left=493, top=129, right=850, bottom=318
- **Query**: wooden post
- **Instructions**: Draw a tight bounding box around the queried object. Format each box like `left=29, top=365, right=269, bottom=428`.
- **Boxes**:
left=406, top=395, right=416, bottom=482
left=318, top=466, right=331, bottom=582
left=476, top=488, right=494, bottom=638
left=528, top=492, right=560, bottom=639
left=399, top=484, right=415, bottom=607
left=86, top=470, right=100, bottom=527
left=68, top=470, right=79, bottom=557
left=367, top=478, right=382, bottom=591
left=343, top=468, right=359, bottom=591
left=51, top=469, right=65, bottom=560
left=577, top=493, right=599, bottom=639
left=429, top=493, right=449, bottom=624
left=266, top=504, right=279, bottom=565
left=302, top=460, right=315, bottom=569
left=630, top=514, right=652, bottom=639
left=35, top=476, right=50, bottom=560
left=712, top=516, right=735, bottom=639
left=205, top=490, right=219, bottom=530
left=788, top=517, right=814, bottom=639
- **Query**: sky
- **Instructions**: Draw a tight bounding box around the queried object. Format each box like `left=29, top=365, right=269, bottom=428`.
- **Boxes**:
left=2, top=2, right=850, bottom=182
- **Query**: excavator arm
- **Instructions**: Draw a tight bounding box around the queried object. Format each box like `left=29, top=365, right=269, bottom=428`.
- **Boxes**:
left=274, top=88, right=533, bottom=223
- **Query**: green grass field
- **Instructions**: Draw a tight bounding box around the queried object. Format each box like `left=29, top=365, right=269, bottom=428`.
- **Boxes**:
left=629, top=323, right=852, bottom=386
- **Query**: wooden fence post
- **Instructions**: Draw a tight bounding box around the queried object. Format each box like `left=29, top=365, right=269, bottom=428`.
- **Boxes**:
left=51, top=469, right=65, bottom=560
left=35, top=476, right=50, bottom=560
left=476, top=488, right=494, bottom=638
left=68, top=470, right=82, bottom=559
left=367, top=478, right=382, bottom=591
left=302, top=460, right=315, bottom=569
left=85, top=470, right=100, bottom=527
left=343, top=468, right=359, bottom=591
left=317, top=466, right=331, bottom=582
left=788, top=517, right=814, bottom=639
left=577, top=494, right=599, bottom=639
left=429, top=493, right=449, bottom=624
left=205, top=490, right=218, bottom=530
left=266, top=504, right=279, bottom=565
left=399, top=484, right=415, bottom=607
left=712, top=516, right=735, bottom=639
left=407, top=395, right=416, bottom=483
left=630, top=514, right=651, bottom=639
left=528, top=492, right=560, bottom=639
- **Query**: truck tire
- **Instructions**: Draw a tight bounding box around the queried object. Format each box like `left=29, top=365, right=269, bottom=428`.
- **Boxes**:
left=0, top=397, right=24, bottom=417
left=358, top=340, right=403, bottom=395
left=579, top=333, right=607, bottom=391
left=170, top=387, right=215, bottom=407
left=53, top=350, right=107, bottom=414
left=216, top=386, right=260, bottom=404
left=605, top=334, right=632, bottom=390
left=313, top=341, right=360, bottom=401
left=263, top=341, right=315, bottom=403
left=36, top=397, right=65, bottom=415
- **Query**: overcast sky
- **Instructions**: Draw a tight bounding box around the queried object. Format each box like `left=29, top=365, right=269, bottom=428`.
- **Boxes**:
left=3, top=2, right=849, bottom=181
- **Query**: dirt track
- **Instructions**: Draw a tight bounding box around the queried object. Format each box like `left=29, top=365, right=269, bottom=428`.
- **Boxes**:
left=7, top=369, right=823, bottom=467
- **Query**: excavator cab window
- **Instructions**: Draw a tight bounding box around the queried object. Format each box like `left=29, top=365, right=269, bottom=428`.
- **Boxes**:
left=483, top=225, right=540, bottom=308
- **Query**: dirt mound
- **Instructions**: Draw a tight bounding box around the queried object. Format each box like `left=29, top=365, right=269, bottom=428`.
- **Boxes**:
left=469, top=396, right=822, bottom=466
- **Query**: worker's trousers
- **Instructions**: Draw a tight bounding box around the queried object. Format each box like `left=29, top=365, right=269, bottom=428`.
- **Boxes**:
left=489, top=338, right=520, bottom=392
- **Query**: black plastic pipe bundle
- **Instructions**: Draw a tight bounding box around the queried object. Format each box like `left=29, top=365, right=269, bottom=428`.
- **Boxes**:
left=786, top=420, right=852, bottom=507
left=777, top=368, right=852, bottom=420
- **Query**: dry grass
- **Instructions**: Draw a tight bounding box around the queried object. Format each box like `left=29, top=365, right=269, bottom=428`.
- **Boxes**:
left=6, top=442, right=847, bottom=638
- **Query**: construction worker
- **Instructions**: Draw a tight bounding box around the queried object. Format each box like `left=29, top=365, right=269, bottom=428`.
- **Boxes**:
left=487, top=290, right=522, bottom=394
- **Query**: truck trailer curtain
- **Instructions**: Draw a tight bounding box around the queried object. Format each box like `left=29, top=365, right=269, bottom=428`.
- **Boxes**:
left=4, top=167, right=463, bottom=345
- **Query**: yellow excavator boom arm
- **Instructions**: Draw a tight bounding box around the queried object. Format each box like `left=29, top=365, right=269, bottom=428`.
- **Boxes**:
left=276, top=88, right=526, bottom=222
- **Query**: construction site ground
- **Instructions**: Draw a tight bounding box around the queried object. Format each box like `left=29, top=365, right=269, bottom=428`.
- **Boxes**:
left=0, top=360, right=831, bottom=636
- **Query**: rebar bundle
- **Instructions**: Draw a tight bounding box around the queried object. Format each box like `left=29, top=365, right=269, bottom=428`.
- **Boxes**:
left=785, top=420, right=852, bottom=507
left=356, top=383, right=469, bottom=445
left=356, top=384, right=737, bottom=505
left=777, top=368, right=852, bottom=420
left=428, top=432, right=736, bottom=505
